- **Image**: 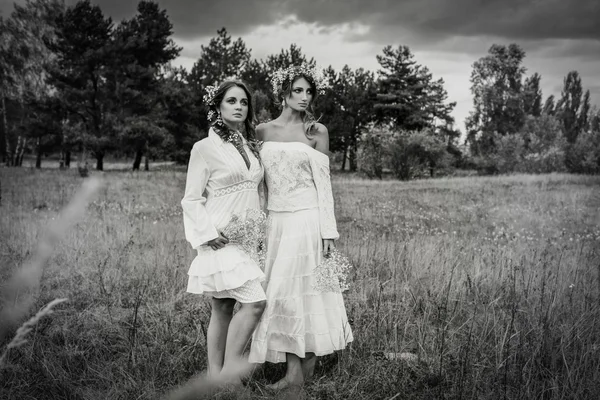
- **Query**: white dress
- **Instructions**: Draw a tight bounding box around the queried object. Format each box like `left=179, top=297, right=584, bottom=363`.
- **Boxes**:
left=181, top=128, right=266, bottom=303
left=249, top=141, right=353, bottom=363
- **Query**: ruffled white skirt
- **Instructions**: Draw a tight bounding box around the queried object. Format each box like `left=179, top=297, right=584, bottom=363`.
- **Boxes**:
left=249, top=208, right=353, bottom=363
left=187, top=243, right=266, bottom=303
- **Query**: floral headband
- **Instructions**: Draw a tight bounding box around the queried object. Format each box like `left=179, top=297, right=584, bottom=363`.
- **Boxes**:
left=202, top=74, right=241, bottom=107
left=202, top=85, right=219, bottom=122
left=270, top=65, right=330, bottom=96
left=203, top=85, right=218, bottom=107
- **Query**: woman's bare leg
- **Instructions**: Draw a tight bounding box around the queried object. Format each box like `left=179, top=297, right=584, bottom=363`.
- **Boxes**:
left=207, top=298, right=235, bottom=377
left=220, top=300, right=266, bottom=382
left=301, top=352, right=317, bottom=380
left=266, top=353, right=304, bottom=390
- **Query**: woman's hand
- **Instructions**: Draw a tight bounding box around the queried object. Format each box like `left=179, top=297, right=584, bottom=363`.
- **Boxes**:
left=207, top=233, right=229, bottom=251
left=323, top=239, right=335, bottom=257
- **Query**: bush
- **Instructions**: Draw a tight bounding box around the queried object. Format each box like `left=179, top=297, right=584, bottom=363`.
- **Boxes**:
left=567, top=130, right=600, bottom=174
left=357, top=125, right=393, bottom=179
left=357, top=126, right=453, bottom=180
left=472, top=115, right=571, bottom=175
left=519, top=115, right=567, bottom=173
left=389, top=130, right=451, bottom=180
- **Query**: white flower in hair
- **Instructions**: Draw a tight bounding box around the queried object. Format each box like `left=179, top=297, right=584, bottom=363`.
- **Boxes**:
left=203, top=85, right=218, bottom=106
left=207, top=110, right=216, bottom=122
left=270, top=64, right=330, bottom=96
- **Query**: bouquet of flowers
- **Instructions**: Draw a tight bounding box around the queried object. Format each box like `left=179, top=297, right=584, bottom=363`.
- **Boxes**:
left=222, top=208, right=268, bottom=267
left=313, top=249, right=352, bottom=292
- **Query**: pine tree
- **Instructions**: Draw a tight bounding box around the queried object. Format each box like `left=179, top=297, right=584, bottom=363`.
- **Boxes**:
left=46, top=0, right=114, bottom=170
left=111, top=0, right=181, bottom=170
left=374, top=45, right=455, bottom=132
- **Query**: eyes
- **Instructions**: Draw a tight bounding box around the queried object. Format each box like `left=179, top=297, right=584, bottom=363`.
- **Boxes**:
left=225, top=97, right=248, bottom=106
left=293, top=88, right=313, bottom=95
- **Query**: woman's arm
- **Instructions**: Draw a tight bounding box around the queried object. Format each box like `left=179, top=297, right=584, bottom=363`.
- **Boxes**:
left=309, top=124, right=339, bottom=255
left=180, top=144, right=221, bottom=249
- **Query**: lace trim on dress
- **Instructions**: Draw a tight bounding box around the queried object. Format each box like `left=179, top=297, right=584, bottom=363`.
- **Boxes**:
left=213, top=180, right=258, bottom=198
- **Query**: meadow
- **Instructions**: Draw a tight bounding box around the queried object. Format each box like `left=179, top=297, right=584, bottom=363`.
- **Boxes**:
left=1, top=166, right=599, bottom=399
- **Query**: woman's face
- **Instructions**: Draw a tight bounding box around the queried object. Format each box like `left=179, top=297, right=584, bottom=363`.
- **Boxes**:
left=285, top=77, right=314, bottom=111
left=219, top=86, right=248, bottom=128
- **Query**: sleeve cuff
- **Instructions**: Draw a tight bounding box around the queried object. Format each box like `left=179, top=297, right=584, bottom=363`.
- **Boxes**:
left=190, top=230, right=220, bottom=249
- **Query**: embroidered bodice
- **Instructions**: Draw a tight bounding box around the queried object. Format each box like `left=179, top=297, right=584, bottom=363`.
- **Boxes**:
left=261, top=143, right=317, bottom=211
left=260, top=141, right=339, bottom=240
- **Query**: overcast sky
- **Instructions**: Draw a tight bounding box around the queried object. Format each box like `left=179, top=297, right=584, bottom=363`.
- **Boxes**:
left=2, top=0, right=599, bottom=132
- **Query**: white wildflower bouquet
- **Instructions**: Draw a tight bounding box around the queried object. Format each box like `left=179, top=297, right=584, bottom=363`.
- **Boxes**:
left=313, top=249, right=352, bottom=292
left=222, top=208, right=267, bottom=267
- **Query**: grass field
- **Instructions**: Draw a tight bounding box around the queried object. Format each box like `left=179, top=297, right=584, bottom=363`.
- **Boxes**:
left=1, top=167, right=600, bottom=399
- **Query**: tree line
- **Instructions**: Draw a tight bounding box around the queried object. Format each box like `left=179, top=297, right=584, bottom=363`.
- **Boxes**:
left=1, top=0, right=598, bottom=177
left=465, top=44, right=600, bottom=175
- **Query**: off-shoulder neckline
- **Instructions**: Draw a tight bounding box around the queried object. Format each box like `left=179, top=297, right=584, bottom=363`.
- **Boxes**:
left=262, top=141, right=330, bottom=163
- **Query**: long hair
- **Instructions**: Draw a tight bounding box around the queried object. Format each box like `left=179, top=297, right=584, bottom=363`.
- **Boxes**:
left=276, top=72, right=320, bottom=137
left=208, top=80, right=261, bottom=160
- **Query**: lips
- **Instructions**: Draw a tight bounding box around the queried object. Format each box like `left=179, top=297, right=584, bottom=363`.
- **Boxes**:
left=233, top=113, right=243, bottom=117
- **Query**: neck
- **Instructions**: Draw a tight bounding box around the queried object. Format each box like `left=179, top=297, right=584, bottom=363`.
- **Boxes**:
left=216, top=121, right=246, bottom=140
left=279, top=107, right=304, bottom=125
left=223, top=120, right=240, bottom=132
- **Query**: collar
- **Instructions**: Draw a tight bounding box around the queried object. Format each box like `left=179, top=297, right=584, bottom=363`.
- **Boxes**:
left=208, top=126, right=248, bottom=147
left=208, top=128, right=225, bottom=147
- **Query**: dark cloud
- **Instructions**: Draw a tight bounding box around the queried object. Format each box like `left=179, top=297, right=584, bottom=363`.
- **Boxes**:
left=5, top=0, right=599, bottom=42
left=283, top=0, right=600, bottom=41
left=4, top=0, right=599, bottom=48
left=1, top=0, right=284, bottom=39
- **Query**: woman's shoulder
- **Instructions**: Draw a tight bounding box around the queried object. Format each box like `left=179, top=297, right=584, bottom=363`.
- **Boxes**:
left=256, top=121, right=278, bottom=140
left=313, top=122, right=329, bottom=137
left=191, top=135, right=215, bottom=154
left=311, top=123, right=330, bottom=155
left=312, top=122, right=329, bottom=143
left=255, top=122, right=267, bottom=138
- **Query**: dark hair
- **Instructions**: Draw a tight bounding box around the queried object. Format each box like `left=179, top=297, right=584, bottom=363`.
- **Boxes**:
left=209, top=80, right=257, bottom=141
left=208, top=80, right=261, bottom=160
left=277, top=72, right=320, bottom=136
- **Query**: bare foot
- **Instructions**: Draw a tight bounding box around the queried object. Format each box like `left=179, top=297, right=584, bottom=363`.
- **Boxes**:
left=301, top=354, right=317, bottom=380
left=265, top=376, right=303, bottom=391
left=218, top=364, right=248, bottom=388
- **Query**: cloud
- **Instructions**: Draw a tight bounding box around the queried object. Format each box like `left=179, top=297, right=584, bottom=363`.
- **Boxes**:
left=283, top=0, right=600, bottom=41
left=96, top=0, right=300, bottom=39
left=89, top=0, right=600, bottom=65
left=5, top=0, right=599, bottom=56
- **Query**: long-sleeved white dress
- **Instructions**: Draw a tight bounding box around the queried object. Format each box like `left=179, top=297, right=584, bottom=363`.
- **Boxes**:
left=249, top=141, right=353, bottom=363
left=181, top=128, right=266, bottom=302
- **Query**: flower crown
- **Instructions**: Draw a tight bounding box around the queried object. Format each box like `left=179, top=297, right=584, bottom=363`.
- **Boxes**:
left=203, top=85, right=218, bottom=107
left=270, top=64, right=330, bottom=96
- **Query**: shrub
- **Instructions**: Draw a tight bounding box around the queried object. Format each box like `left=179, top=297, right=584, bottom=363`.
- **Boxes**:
left=567, top=129, right=600, bottom=174
left=357, top=125, right=394, bottom=179
left=389, top=130, right=451, bottom=180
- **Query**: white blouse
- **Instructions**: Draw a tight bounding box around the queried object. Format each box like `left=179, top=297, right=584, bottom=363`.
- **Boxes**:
left=181, top=128, right=264, bottom=249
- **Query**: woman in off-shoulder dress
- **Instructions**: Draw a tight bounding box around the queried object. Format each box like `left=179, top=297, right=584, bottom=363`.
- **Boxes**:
left=249, top=66, right=353, bottom=389
left=181, top=80, right=266, bottom=382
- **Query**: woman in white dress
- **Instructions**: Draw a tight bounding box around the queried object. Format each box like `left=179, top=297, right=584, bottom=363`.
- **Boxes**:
left=181, top=80, right=266, bottom=382
left=249, top=66, right=353, bottom=389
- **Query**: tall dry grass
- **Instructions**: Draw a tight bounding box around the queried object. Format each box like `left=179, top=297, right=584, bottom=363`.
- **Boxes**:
left=1, top=167, right=599, bottom=399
